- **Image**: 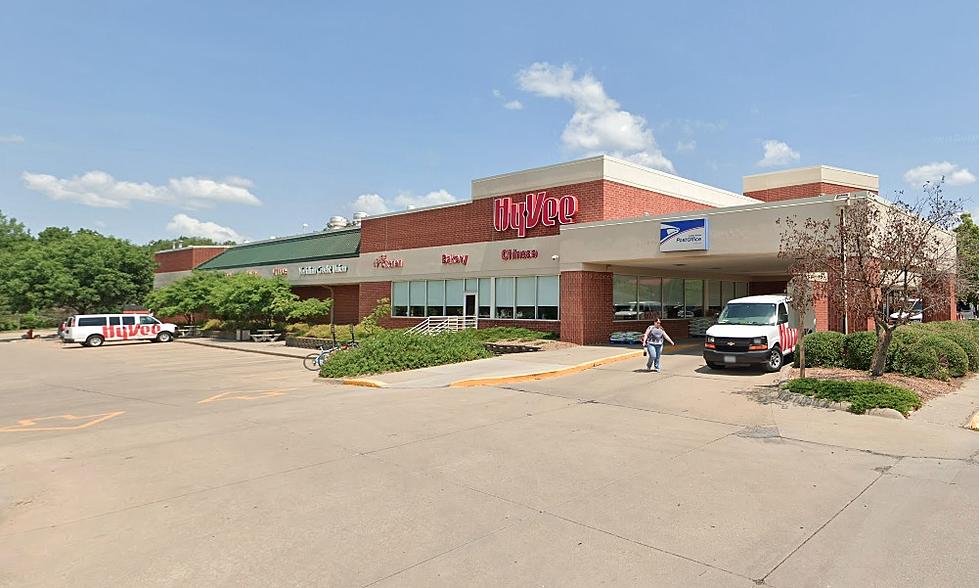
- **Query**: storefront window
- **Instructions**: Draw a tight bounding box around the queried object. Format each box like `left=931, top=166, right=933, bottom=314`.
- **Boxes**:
left=495, top=277, right=515, bottom=319
left=409, top=281, right=426, bottom=317
left=735, top=281, right=749, bottom=298
left=537, top=276, right=559, bottom=320
left=478, top=278, right=491, bottom=318
left=663, top=278, right=684, bottom=319
left=637, top=277, right=661, bottom=320
left=515, top=276, right=537, bottom=319
left=445, top=279, right=464, bottom=316
left=613, top=275, right=638, bottom=321
left=392, top=282, right=408, bottom=317
left=721, top=281, right=735, bottom=306
left=426, top=280, right=445, bottom=316
left=684, top=279, right=704, bottom=317
left=707, top=280, right=722, bottom=318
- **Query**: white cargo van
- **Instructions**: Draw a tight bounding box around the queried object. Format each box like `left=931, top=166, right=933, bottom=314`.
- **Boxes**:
left=63, top=314, right=177, bottom=347
left=703, top=294, right=813, bottom=372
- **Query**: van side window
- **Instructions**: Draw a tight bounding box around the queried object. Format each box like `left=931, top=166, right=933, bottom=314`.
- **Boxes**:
left=140, top=316, right=160, bottom=325
left=77, top=317, right=107, bottom=327
left=122, top=316, right=135, bottom=326
left=777, top=304, right=789, bottom=324
left=109, top=316, right=121, bottom=326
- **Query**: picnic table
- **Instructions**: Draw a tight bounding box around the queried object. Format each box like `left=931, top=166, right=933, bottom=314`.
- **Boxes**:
left=250, top=329, right=281, bottom=343
left=177, top=325, right=201, bottom=338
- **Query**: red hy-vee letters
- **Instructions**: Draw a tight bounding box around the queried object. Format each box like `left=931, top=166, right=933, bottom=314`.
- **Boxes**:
left=102, top=324, right=161, bottom=340
left=493, top=192, right=579, bottom=238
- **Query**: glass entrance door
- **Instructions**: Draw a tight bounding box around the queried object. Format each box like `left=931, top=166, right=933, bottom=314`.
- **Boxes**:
left=464, top=292, right=477, bottom=317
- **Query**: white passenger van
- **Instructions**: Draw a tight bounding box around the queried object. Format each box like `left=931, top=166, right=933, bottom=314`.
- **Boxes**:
left=62, top=314, right=177, bottom=347
left=703, top=294, right=814, bottom=372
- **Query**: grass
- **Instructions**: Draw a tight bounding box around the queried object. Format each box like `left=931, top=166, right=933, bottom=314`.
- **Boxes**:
left=784, top=378, right=922, bottom=416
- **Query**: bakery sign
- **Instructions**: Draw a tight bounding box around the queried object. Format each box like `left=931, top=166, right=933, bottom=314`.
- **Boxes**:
left=299, top=263, right=349, bottom=276
left=493, top=191, right=578, bottom=238
left=441, top=254, right=469, bottom=265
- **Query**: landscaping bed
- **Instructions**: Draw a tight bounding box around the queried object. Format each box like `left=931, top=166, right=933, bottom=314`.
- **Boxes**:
left=783, top=378, right=922, bottom=416
left=787, top=367, right=962, bottom=404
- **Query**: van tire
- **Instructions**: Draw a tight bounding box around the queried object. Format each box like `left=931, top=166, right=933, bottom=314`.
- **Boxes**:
left=764, top=345, right=783, bottom=372
left=156, top=331, right=173, bottom=343
left=85, top=334, right=104, bottom=348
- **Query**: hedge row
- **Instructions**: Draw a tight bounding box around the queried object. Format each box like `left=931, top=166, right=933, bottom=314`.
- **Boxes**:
left=795, top=320, right=979, bottom=380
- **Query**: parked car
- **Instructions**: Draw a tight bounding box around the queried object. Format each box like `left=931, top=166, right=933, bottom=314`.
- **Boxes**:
left=889, top=298, right=923, bottom=323
left=62, top=313, right=177, bottom=347
left=703, top=294, right=813, bottom=372
left=957, top=301, right=976, bottom=320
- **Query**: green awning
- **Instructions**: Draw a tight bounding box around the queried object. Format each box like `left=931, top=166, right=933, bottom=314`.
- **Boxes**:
left=197, top=229, right=361, bottom=270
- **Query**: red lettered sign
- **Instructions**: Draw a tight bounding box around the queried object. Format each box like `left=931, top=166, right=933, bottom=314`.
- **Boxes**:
left=493, top=192, right=578, bottom=238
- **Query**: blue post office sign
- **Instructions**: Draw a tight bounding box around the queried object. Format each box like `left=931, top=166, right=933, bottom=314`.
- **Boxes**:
left=659, top=218, right=708, bottom=252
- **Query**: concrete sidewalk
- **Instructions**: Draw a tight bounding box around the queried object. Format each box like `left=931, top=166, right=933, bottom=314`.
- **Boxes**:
left=176, top=338, right=310, bottom=359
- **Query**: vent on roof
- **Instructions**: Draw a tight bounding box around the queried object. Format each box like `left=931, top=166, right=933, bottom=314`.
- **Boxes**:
left=326, top=216, right=349, bottom=229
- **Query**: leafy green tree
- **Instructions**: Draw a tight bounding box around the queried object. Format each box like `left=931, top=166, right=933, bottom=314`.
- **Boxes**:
left=145, top=271, right=226, bottom=323
left=285, top=297, right=333, bottom=322
left=0, top=229, right=154, bottom=314
left=144, top=236, right=234, bottom=253
left=955, top=213, right=979, bottom=306
left=358, top=297, right=390, bottom=335
left=0, top=210, right=32, bottom=252
left=209, top=273, right=298, bottom=328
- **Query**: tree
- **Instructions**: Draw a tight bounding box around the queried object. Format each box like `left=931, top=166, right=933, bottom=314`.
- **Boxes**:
left=0, top=210, right=31, bottom=251
left=284, top=297, right=333, bottom=322
left=209, top=273, right=298, bottom=328
left=0, top=229, right=155, bottom=314
left=779, top=182, right=961, bottom=376
left=143, top=236, right=234, bottom=253
left=783, top=275, right=824, bottom=378
left=359, top=297, right=391, bottom=335
left=954, top=213, right=979, bottom=307
left=144, top=271, right=226, bottom=324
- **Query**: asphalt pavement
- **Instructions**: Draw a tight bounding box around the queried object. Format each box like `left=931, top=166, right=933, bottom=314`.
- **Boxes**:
left=2, top=338, right=978, bottom=587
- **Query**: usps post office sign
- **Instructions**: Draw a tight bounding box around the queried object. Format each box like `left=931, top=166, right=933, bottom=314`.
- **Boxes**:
left=659, top=218, right=708, bottom=252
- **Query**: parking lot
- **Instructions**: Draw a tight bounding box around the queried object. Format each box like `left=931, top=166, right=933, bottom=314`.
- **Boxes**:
left=2, top=338, right=979, bottom=587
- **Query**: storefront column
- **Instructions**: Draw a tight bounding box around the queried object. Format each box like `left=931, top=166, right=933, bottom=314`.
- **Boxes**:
left=560, top=271, right=613, bottom=345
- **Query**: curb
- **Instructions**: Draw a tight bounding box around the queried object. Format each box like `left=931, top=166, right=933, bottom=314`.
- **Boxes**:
left=449, top=349, right=644, bottom=388
left=176, top=339, right=307, bottom=360
left=314, top=376, right=387, bottom=388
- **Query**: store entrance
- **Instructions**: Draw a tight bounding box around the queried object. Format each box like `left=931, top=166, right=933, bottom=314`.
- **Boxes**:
left=464, top=292, right=477, bottom=317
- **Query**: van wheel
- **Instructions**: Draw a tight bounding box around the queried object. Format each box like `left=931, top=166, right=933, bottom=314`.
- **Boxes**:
left=85, top=334, right=104, bottom=348
left=156, top=331, right=173, bottom=343
left=765, top=346, right=783, bottom=372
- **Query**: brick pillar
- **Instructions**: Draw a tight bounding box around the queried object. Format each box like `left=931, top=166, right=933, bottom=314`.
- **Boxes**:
left=560, top=271, right=613, bottom=345
left=923, top=278, right=957, bottom=322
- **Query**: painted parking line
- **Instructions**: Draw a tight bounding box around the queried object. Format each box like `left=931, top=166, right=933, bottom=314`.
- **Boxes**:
left=197, top=389, right=290, bottom=404
left=0, top=411, right=125, bottom=432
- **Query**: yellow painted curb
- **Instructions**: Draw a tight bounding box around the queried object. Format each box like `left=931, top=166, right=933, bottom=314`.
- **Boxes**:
left=968, top=410, right=979, bottom=431
left=449, top=349, right=644, bottom=388
left=342, top=378, right=388, bottom=388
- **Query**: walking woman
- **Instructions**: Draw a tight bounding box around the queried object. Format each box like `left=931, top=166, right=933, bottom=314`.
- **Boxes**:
left=641, top=318, right=675, bottom=372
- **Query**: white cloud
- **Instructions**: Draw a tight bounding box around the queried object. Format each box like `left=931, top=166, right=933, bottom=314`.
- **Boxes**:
left=21, top=170, right=262, bottom=209
left=0, top=134, right=25, bottom=144
left=676, top=139, right=697, bottom=152
left=516, top=62, right=674, bottom=173
left=492, top=89, right=524, bottom=111
left=757, top=140, right=801, bottom=167
left=903, top=161, right=977, bottom=186
left=166, top=213, right=244, bottom=243
left=351, top=189, right=458, bottom=215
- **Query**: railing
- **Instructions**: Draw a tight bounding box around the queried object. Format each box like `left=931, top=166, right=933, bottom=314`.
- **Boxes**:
left=407, top=316, right=478, bottom=335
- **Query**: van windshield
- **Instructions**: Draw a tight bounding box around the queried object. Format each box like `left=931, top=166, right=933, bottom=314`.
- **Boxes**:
left=717, top=303, right=777, bottom=326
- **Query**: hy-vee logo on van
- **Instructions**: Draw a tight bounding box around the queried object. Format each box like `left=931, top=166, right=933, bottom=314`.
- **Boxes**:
left=659, top=218, right=708, bottom=252
left=101, top=324, right=162, bottom=340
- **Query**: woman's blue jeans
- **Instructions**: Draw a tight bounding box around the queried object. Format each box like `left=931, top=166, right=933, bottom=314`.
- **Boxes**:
left=646, top=343, right=663, bottom=370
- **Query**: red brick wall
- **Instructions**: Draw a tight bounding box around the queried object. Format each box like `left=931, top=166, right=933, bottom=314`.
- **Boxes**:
left=360, top=179, right=721, bottom=254
left=602, top=180, right=712, bottom=219
left=923, top=279, right=957, bottom=323
left=744, top=182, right=871, bottom=203
left=292, top=284, right=360, bottom=324
left=560, top=271, right=612, bottom=344
left=359, top=281, right=393, bottom=324
left=154, top=247, right=228, bottom=273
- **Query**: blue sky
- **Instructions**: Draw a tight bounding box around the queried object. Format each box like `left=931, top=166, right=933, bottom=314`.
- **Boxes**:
left=2, top=1, right=977, bottom=243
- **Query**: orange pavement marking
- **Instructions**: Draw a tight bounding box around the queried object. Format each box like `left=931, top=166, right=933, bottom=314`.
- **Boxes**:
left=0, top=411, right=125, bottom=432
left=197, top=390, right=289, bottom=404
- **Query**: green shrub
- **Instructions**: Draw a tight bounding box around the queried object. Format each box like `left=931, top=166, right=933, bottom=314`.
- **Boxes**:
left=784, top=378, right=922, bottom=415
left=320, top=329, right=494, bottom=377
left=201, top=318, right=225, bottom=332
left=794, top=332, right=844, bottom=367
left=468, top=327, right=557, bottom=342
left=886, top=327, right=926, bottom=372
left=284, top=322, right=311, bottom=335
left=919, top=322, right=979, bottom=371
left=842, top=331, right=878, bottom=371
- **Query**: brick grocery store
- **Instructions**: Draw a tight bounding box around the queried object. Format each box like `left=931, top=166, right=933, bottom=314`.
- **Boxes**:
left=154, top=155, right=956, bottom=344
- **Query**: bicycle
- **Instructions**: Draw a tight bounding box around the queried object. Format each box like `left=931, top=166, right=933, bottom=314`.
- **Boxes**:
left=302, top=341, right=360, bottom=371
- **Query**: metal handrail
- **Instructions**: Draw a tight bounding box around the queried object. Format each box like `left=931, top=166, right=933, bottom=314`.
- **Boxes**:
left=407, top=315, right=478, bottom=335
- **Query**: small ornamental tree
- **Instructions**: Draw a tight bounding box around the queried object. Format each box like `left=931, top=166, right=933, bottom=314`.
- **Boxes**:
left=209, top=273, right=298, bottom=328
left=144, top=271, right=226, bottom=324
left=359, top=297, right=391, bottom=335
left=778, top=181, right=964, bottom=376
left=783, top=273, right=827, bottom=378
left=284, top=297, right=333, bottom=323
left=954, top=213, right=979, bottom=307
